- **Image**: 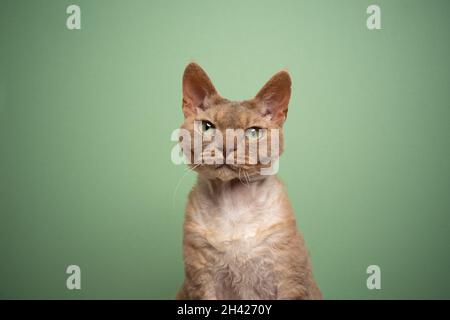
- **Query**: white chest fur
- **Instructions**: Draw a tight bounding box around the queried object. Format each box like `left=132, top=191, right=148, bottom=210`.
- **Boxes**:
left=190, top=177, right=286, bottom=249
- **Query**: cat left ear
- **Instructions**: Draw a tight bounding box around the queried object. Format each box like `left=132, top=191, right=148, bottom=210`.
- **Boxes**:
left=182, top=63, right=218, bottom=118
left=253, top=70, right=292, bottom=125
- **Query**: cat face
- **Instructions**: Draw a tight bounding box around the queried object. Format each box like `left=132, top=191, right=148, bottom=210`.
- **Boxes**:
left=179, top=63, right=291, bottom=181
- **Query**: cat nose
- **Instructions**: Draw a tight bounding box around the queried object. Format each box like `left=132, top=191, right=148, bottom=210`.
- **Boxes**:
left=222, top=143, right=235, bottom=162
left=222, top=135, right=238, bottom=163
left=223, top=145, right=233, bottom=158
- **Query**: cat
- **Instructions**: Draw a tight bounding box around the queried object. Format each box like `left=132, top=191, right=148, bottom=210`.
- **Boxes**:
left=176, top=62, right=321, bottom=300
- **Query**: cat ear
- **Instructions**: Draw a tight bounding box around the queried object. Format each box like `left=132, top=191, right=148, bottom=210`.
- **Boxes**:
left=182, top=63, right=218, bottom=117
left=253, top=70, right=292, bottom=125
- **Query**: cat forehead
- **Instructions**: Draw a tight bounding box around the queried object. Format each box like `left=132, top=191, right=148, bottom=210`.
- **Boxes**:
left=203, top=96, right=254, bottom=109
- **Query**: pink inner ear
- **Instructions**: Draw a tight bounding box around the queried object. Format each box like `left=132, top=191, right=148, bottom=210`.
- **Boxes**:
left=254, top=71, right=292, bottom=124
left=182, top=63, right=218, bottom=117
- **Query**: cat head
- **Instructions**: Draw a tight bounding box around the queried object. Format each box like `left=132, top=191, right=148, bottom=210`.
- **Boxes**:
left=179, top=62, right=291, bottom=181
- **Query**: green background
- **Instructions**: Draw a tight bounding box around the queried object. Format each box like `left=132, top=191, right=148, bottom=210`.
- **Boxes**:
left=1, top=0, right=449, bottom=299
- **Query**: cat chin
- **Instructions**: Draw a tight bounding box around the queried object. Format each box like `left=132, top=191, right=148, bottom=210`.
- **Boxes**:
left=210, top=167, right=237, bottom=181
left=195, top=165, right=240, bottom=181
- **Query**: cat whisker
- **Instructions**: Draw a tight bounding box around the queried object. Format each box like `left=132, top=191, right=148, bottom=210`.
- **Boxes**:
left=172, top=164, right=201, bottom=209
left=184, top=163, right=201, bottom=172
left=244, top=171, right=251, bottom=186
left=238, top=168, right=250, bottom=187
left=238, top=168, right=247, bottom=187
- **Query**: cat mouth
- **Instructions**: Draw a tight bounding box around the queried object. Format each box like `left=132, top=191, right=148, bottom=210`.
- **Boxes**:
left=214, top=164, right=237, bottom=172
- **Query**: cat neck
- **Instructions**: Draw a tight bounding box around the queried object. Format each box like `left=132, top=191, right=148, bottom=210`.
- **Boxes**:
left=197, top=174, right=279, bottom=198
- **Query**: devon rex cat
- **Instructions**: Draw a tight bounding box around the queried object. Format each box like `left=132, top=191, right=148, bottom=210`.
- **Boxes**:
left=176, top=63, right=321, bottom=300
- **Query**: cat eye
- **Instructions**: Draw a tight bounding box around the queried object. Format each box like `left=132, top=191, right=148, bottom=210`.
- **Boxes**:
left=200, top=120, right=215, bottom=132
left=245, top=127, right=264, bottom=139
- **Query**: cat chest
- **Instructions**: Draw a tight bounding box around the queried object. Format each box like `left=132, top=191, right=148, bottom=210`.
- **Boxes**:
left=194, top=201, right=282, bottom=249
left=211, top=236, right=278, bottom=299
left=192, top=209, right=282, bottom=298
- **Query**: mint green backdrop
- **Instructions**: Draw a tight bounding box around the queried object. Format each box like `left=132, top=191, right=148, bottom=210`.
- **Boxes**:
left=1, top=0, right=449, bottom=299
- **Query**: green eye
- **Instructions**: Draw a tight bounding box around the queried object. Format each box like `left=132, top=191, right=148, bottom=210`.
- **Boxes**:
left=245, top=127, right=263, bottom=139
left=201, top=121, right=215, bottom=132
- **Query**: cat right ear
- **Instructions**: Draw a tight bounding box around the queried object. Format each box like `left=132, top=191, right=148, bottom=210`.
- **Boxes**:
left=182, top=63, right=218, bottom=117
